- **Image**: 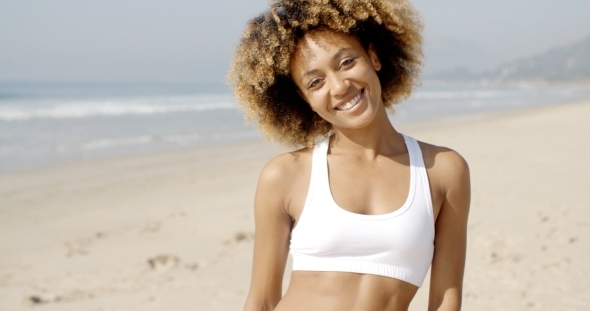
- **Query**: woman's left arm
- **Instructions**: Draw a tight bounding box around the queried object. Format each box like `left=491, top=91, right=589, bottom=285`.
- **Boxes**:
left=428, top=150, right=471, bottom=311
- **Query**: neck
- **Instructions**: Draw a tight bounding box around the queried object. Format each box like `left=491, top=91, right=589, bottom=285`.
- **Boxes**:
left=330, top=105, right=405, bottom=158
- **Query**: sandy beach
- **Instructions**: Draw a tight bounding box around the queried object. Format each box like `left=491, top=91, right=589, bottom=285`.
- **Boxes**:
left=1, top=99, right=589, bottom=310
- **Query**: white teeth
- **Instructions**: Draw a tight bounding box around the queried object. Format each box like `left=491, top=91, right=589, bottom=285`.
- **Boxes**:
left=337, top=92, right=362, bottom=111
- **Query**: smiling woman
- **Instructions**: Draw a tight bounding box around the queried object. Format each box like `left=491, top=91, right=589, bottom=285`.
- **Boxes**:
left=228, top=1, right=470, bottom=311
left=228, top=0, right=422, bottom=147
left=289, top=30, right=384, bottom=130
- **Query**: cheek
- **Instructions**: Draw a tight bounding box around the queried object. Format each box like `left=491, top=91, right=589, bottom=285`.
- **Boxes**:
left=304, top=90, right=329, bottom=112
left=307, top=99, right=325, bottom=114
left=361, top=68, right=382, bottom=98
left=306, top=99, right=335, bottom=122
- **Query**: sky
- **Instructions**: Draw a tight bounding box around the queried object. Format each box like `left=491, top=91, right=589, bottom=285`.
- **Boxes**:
left=1, top=0, right=589, bottom=83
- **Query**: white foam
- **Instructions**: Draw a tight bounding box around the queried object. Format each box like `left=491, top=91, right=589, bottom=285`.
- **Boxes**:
left=0, top=95, right=237, bottom=121
left=78, top=131, right=258, bottom=151
left=80, top=136, right=155, bottom=150
left=411, top=90, right=510, bottom=100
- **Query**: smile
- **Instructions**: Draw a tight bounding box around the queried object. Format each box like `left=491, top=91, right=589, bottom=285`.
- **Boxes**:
left=335, top=89, right=364, bottom=111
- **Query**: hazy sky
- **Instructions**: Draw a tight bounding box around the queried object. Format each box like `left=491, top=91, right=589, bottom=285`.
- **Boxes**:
left=1, top=0, right=589, bottom=83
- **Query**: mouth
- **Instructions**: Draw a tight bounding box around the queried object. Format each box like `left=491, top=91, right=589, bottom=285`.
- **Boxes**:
left=335, top=89, right=364, bottom=111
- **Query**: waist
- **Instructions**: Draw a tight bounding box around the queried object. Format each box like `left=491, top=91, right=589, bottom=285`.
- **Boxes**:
left=276, top=271, right=418, bottom=311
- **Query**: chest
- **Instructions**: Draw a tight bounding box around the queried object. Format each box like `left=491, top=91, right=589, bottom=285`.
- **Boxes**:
left=327, top=154, right=411, bottom=216
left=287, top=155, right=444, bottom=228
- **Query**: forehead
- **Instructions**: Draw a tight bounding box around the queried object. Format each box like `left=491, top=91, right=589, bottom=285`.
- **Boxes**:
left=290, top=30, right=364, bottom=69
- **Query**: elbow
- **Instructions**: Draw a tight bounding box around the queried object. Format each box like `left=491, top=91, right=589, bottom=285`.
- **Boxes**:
left=428, top=291, right=462, bottom=311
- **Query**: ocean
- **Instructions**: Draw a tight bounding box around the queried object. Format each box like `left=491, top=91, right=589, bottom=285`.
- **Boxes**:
left=1, top=82, right=589, bottom=175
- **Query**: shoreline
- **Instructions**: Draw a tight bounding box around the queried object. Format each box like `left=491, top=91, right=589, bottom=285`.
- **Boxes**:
left=2, top=82, right=589, bottom=176
left=421, top=79, right=590, bottom=89
left=3, top=94, right=589, bottom=178
left=1, top=99, right=589, bottom=310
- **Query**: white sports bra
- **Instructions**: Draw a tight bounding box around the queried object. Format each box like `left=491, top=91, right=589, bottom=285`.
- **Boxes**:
left=289, top=134, right=435, bottom=287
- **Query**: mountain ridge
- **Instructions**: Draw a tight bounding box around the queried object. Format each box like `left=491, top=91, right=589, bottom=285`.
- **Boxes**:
left=425, top=35, right=590, bottom=84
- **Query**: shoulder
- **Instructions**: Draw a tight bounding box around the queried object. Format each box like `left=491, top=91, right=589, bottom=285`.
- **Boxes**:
left=255, top=147, right=313, bottom=212
left=417, top=140, right=470, bottom=194
left=418, top=141, right=469, bottom=172
left=258, top=147, right=313, bottom=185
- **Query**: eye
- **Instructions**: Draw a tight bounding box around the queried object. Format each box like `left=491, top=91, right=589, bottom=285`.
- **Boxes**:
left=339, top=58, right=356, bottom=69
left=307, top=78, right=322, bottom=89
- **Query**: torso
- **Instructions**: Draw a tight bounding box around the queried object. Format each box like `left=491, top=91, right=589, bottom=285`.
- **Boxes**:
left=274, top=134, right=448, bottom=311
left=277, top=272, right=419, bottom=311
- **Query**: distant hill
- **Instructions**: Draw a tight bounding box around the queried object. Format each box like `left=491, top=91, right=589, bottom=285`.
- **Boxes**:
left=427, top=35, right=590, bottom=83
left=422, top=37, right=504, bottom=76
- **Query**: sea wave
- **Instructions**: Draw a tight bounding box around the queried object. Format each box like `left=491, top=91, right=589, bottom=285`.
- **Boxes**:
left=411, top=90, right=513, bottom=100
left=80, top=135, right=156, bottom=150
left=79, top=131, right=258, bottom=150
left=0, top=95, right=237, bottom=121
left=0, top=89, right=566, bottom=121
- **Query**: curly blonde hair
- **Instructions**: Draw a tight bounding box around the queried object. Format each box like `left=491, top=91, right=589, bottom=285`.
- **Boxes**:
left=228, top=0, right=423, bottom=147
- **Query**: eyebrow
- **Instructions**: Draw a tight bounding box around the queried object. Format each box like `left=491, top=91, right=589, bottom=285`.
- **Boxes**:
left=299, top=48, right=353, bottom=84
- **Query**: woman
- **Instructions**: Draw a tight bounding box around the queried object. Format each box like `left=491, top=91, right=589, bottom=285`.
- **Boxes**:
left=228, top=1, right=470, bottom=310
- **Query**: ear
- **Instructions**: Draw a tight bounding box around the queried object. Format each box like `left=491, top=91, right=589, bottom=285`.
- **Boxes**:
left=367, top=43, right=382, bottom=71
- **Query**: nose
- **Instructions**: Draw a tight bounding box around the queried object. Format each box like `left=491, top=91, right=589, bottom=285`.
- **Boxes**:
left=329, top=73, right=350, bottom=98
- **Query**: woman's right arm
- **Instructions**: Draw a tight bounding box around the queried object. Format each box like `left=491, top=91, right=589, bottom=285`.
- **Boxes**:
left=244, top=156, right=294, bottom=311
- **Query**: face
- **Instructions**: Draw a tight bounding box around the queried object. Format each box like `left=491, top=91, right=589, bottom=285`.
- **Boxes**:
left=289, top=29, right=383, bottom=131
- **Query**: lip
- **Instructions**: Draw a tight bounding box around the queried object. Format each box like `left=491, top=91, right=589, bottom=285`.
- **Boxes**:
left=334, top=88, right=364, bottom=111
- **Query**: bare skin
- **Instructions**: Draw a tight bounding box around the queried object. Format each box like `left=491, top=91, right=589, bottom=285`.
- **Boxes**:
left=244, top=30, right=470, bottom=311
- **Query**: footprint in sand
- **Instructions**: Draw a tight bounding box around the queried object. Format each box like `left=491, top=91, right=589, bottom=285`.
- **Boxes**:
left=65, top=231, right=108, bottom=257
left=234, top=231, right=254, bottom=242
left=24, top=290, right=95, bottom=306
left=146, top=254, right=200, bottom=272
left=65, top=239, right=92, bottom=257
left=222, top=231, right=254, bottom=245
left=141, top=219, right=162, bottom=233
left=147, top=254, right=180, bottom=271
